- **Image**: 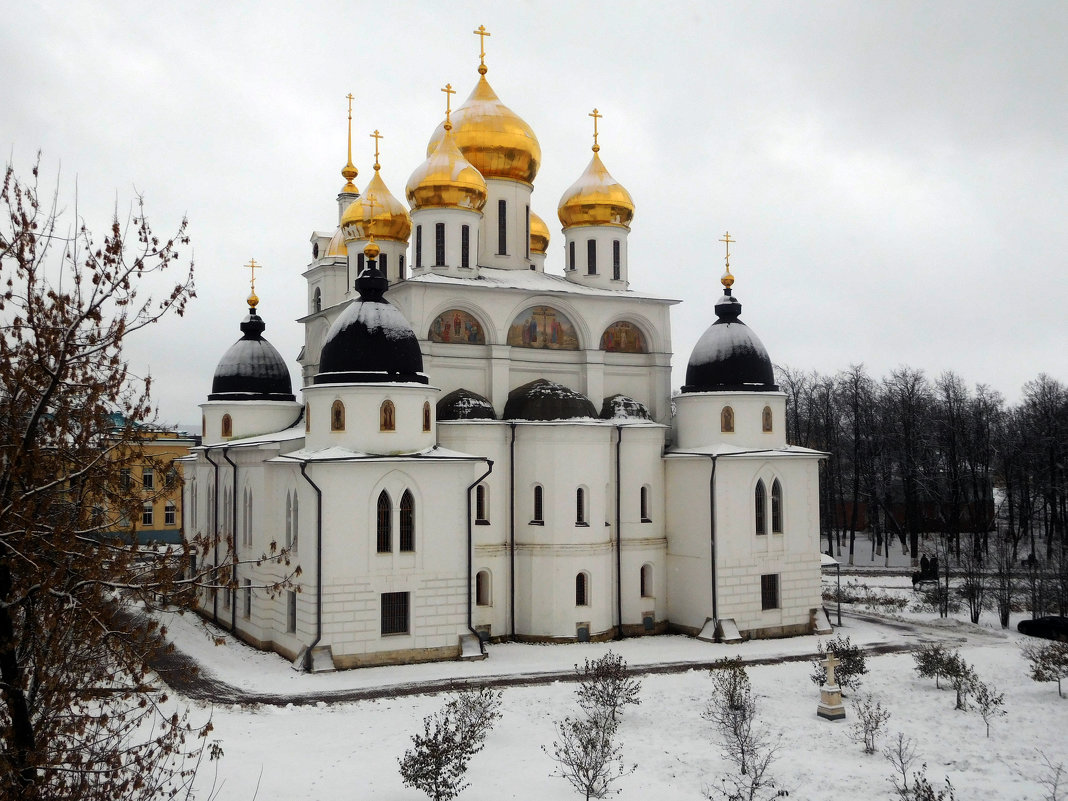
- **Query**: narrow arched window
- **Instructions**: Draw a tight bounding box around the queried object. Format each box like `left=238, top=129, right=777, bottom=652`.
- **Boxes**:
left=292, top=493, right=299, bottom=551
left=380, top=400, right=395, bottom=432
left=476, top=570, right=491, bottom=606
left=771, top=479, right=783, bottom=534
left=379, top=252, right=387, bottom=276
left=497, top=199, right=507, bottom=254
left=762, top=405, right=773, bottom=433
left=399, top=254, right=406, bottom=279
left=461, top=225, right=470, bottom=268
left=305, top=404, right=310, bottom=432
left=415, top=224, right=423, bottom=268
left=331, top=400, right=345, bottom=432
left=475, top=484, right=489, bottom=524
left=376, top=491, right=392, bottom=553
left=575, top=488, right=586, bottom=525
left=640, top=485, right=651, bottom=522
left=285, top=491, right=293, bottom=549
left=532, top=485, right=544, bottom=524
left=313, top=287, right=322, bottom=313
left=422, top=401, right=431, bottom=432
left=569, top=240, right=576, bottom=271
left=576, top=572, right=589, bottom=606
left=612, top=240, right=621, bottom=280
left=201, top=415, right=206, bottom=438
left=755, top=480, right=767, bottom=536
left=243, top=487, right=253, bottom=547
left=221, top=414, right=232, bottom=438
left=640, top=563, right=653, bottom=598
left=587, top=239, right=597, bottom=275
left=721, top=406, right=734, bottom=433
left=400, top=490, right=415, bottom=552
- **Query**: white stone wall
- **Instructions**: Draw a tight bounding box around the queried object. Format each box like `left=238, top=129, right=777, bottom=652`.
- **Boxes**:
left=563, top=226, right=629, bottom=290
left=200, top=400, right=302, bottom=446
left=302, top=383, right=439, bottom=455
left=479, top=179, right=534, bottom=270
left=410, top=207, right=483, bottom=277
left=674, top=391, right=787, bottom=450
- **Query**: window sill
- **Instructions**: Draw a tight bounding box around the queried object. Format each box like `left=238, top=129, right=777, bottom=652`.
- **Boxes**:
left=380, top=631, right=410, bottom=638
left=641, top=518, right=652, bottom=524
left=475, top=520, right=490, bottom=526
left=575, top=522, right=589, bottom=527
left=529, top=520, right=544, bottom=526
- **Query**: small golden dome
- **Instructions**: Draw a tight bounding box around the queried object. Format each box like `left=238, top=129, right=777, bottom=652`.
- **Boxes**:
left=721, top=268, right=735, bottom=289
left=363, top=239, right=381, bottom=260
left=557, top=152, right=634, bottom=230
left=247, top=290, right=259, bottom=309
left=325, top=227, right=346, bottom=257
left=425, top=76, right=541, bottom=186
left=529, top=210, right=550, bottom=254
left=341, top=170, right=412, bottom=243
left=406, top=128, right=488, bottom=211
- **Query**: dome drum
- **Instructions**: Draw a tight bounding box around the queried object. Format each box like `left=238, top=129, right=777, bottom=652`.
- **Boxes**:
left=303, top=383, right=439, bottom=455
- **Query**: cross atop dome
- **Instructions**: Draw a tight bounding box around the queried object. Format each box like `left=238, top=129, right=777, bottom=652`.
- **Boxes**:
left=245, top=257, right=260, bottom=308
left=442, top=83, right=455, bottom=130
left=719, top=231, right=735, bottom=288
left=341, top=93, right=358, bottom=193
left=589, top=108, right=602, bottom=153
left=370, top=129, right=383, bottom=172
left=473, top=25, right=491, bottom=74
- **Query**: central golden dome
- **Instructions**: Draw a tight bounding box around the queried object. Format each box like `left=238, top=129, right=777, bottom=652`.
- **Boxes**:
left=406, top=128, right=488, bottom=211
left=426, top=76, right=541, bottom=186
left=529, top=211, right=550, bottom=254
left=341, top=170, right=412, bottom=243
left=557, top=152, right=634, bottom=230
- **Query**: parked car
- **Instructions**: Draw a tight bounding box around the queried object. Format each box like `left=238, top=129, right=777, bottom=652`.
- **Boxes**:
left=1017, top=616, right=1068, bottom=641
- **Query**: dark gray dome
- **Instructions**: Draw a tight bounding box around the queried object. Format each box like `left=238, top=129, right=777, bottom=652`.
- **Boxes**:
left=437, top=389, right=497, bottom=421
left=600, top=394, right=650, bottom=420
left=314, top=261, right=427, bottom=385
left=209, top=309, right=295, bottom=401
left=682, top=289, right=777, bottom=393
left=503, top=379, right=598, bottom=421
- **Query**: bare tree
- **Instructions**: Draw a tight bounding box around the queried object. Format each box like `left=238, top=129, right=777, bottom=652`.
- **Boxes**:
left=0, top=155, right=293, bottom=799
left=1022, top=641, right=1068, bottom=698
left=1037, top=751, right=1065, bottom=801
left=969, top=679, right=1005, bottom=737
left=544, top=714, right=635, bottom=800
left=850, top=694, right=891, bottom=754
left=883, top=732, right=919, bottom=796
left=574, top=651, right=642, bottom=725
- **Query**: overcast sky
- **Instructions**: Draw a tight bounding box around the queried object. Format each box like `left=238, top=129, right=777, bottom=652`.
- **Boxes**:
left=4, top=1, right=1065, bottom=426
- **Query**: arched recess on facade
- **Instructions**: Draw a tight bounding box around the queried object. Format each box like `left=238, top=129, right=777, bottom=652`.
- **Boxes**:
left=598, top=315, right=658, bottom=354
left=425, top=301, right=494, bottom=346
left=368, top=470, right=423, bottom=556
left=502, top=296, right=591, bottom=351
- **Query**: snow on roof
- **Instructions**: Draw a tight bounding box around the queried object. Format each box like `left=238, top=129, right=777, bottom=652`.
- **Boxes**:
left=197, top=423, right=305, bottom=449
left=403, top=267, right=678, bottom=303
left=270, top=444, right=482, bottom=463
left=665, top=444, right=828, bottom=458
left=689, top=321, right=769, bottom=366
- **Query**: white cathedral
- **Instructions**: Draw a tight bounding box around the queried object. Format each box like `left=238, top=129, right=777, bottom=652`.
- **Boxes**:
left=183, top=35, right=828, bottom=670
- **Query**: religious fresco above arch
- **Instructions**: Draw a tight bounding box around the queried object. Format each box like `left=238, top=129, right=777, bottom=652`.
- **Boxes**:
left=428, top=309, right=486, bottom=345
left=599, top=320, right=647, bottom=353
left=506, top=305, right=580, bottom=350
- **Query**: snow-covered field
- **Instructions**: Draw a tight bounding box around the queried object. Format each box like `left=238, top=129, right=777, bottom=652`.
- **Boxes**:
left=168, top=567, right=1068, bottom=800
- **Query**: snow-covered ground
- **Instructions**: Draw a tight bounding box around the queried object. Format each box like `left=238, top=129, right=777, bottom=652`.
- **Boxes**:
left=167, top=565, right=1068, bottom=800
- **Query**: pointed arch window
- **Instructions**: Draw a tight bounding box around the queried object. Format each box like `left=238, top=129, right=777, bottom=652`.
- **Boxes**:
left=221, top=414, right=232, bottom=438
left=771, top=479, right=783, bottom=534
left=422, top=401, right=431, bottom=432
left=376, top=491, right=392, bottom=553
left=331, top=400, right=345, bottom=432
left=762, top=405, right=773, bottom=433
left=721, top=406, right=735, bottom=433
left=755, top=480, right=767, bottom=536
left=292, top=493, right=299, bottom=551
left=575, top=572, right=589, bottom=606
left=400, top=490, right=415, bottom=552
left=380, top=400, right=396, bottom=431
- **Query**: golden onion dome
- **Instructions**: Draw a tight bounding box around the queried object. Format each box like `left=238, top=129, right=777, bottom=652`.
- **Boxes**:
left=325, top=227, right=346, bottom=257
left=425, top=76, right=541, bottom=186
left=406, top=128, right=488, bottom=211
left=557, top=152, right=634, bottom=230
left=529, top=210, right=550, bottom=254
left=341, top=170, right=412, bottom=243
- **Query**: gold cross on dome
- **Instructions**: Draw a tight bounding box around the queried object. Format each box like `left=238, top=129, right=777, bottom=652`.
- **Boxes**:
left=245, top=257, right=260, bottom=292
left=589, top=108, right=602, bottom=152
left=719, top=231, right=735, bottom=270
left=473, top=25, right=491, bottom=72
left=346, top=93, right=354, bottom=120
left=442, top=83, right=456, bottom=127
left=365, top=191, right=379, bottom=220
left=370, top=129, right=383, bottom=170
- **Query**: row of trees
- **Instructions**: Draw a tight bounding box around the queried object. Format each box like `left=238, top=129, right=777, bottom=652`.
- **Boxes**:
left=779, top=364, right=1067, bottom=612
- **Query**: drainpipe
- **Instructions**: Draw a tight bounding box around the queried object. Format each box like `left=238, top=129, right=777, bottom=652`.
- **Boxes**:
left=222, top=448, right=238, bottom=632
left=508, top=422, right=517, bottom=639
left=298, top=461, right=323, bottom=671
left=466, top=460, right=494, bottom=653
left=615, top=425, right=624, bottom=640
left=204, top=449, right=220, bottom=625
left=707, top=455, right=719, bottom=625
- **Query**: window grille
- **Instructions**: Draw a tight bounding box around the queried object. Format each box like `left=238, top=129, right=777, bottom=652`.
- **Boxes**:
left=381, top=591, right=409, bottom=635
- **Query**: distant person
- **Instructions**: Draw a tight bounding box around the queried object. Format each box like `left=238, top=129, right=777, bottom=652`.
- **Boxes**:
left=920, top=553, right=930, bottom=576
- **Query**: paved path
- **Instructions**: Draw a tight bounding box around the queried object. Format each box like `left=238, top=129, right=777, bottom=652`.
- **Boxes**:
left=150, top=611, right=974, bottom=708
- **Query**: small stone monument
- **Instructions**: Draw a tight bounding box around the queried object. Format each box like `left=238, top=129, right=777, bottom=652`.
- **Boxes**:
left=817, top=651, right=846, bottom=721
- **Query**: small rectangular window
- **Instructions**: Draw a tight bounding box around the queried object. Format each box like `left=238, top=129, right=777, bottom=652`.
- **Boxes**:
left=761, top=574, right=780, bottom=610
left=569, top=241, right=576, bottom=271
left=381, top=591, right=409, bottom=635
left=461, top=225, right=470, bottom=268
left=286, top=591, right=297, bottom=633
left=415, top=225, right=423, bottom=268
left=142, top=502, right=153, bottom=526
left=587, top=239, right=597, bottom=275
left=435, top=222, right=446, bottom=265
left=497, top=199, right=507, bottom=254
left=243, top=579, right=252, bottom=619
left=142, top=468, right=154, bottom=490
left=613, top=240, right=621, bottom=280
left=525, top=205, right=530, bottom=258
left=165, top=502, right=176, bottom=525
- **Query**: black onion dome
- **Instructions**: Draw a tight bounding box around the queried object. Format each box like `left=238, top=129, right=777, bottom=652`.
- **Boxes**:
left=437, top=389, right=498, bottom=421
left=503, top=379, right=598, bottom=421
left=314, top=257, right=428, bottom=385
left=600, top=394, right=650, bottom=420
left=209, top=309, right=295, bottom=401
left=682, top=288, right=778, bottom=393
